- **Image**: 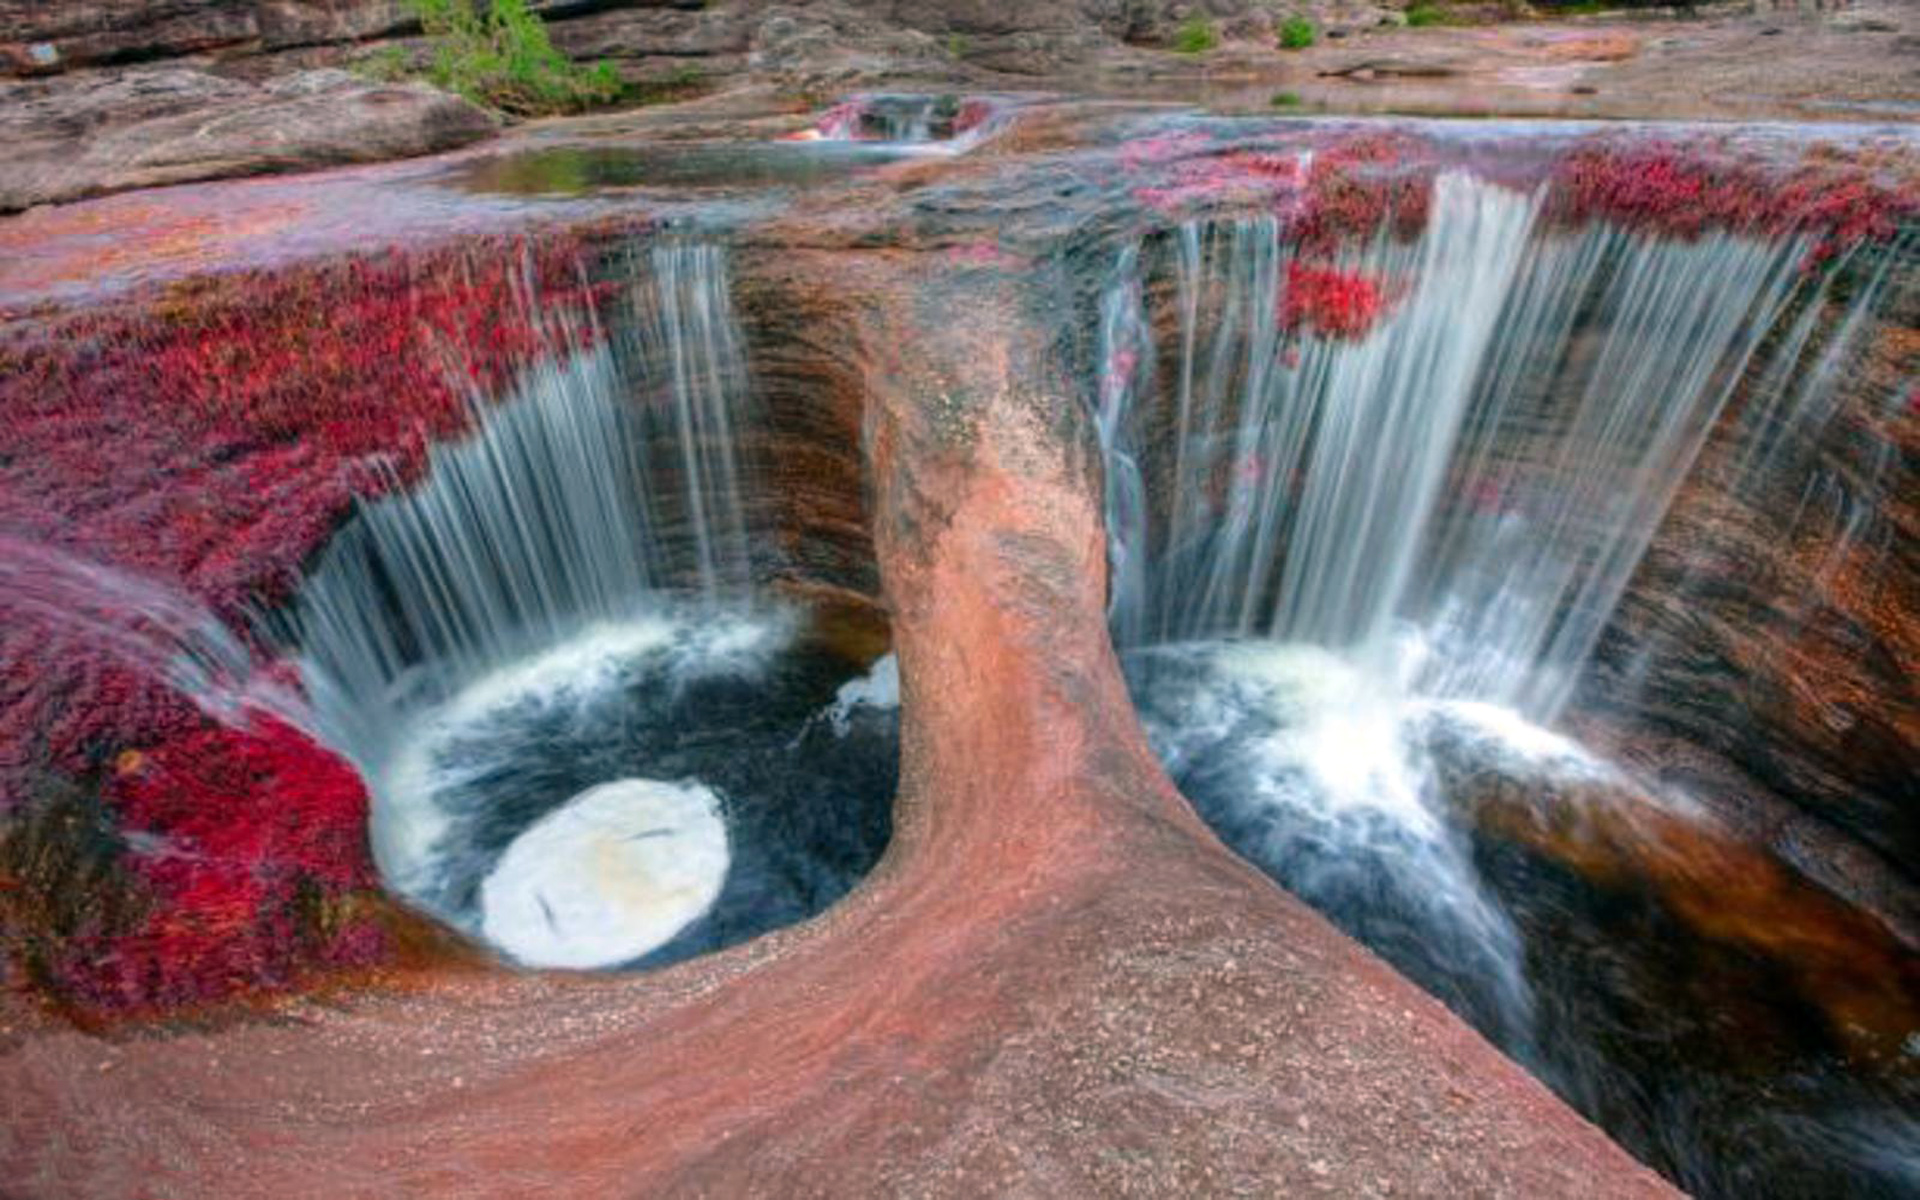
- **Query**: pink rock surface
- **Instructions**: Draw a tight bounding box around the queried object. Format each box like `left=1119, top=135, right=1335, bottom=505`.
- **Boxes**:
left=0, top=252, right=1672, bottom=1198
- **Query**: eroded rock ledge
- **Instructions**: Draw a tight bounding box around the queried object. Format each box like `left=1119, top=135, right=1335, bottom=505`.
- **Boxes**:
left=0, top=246, right=1672, bottom=1198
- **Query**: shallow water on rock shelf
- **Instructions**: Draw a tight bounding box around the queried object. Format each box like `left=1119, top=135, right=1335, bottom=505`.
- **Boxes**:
left=447, top=141, right=920, bottom=198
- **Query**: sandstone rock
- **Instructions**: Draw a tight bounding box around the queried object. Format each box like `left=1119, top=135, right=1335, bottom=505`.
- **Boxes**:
left=548, top=3, right=752, bottom=61
left=0, top=67, right=494, bottom=211
left=0, top=0, right=415, bottom=75
left=749, top=6, right=963, bottom=91
left=0, top=0, right=1283, bottom=84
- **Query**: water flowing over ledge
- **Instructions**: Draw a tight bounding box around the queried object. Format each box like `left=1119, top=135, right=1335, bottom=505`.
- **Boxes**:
left=0, top=99, right=1915, bottom=1198
left=1091, top=157, right=1917, bottom=1194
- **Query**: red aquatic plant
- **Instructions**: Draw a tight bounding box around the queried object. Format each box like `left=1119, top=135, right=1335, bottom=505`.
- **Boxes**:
left=1549, top=143, right=1917, bottom=266
left=953, top=98, right=998, bottom=137
left=1294, top=152, right=1434, bottom=250
left=813, top=100, right=867, bottom=140
left=1124, top=130, right=1435, bottom=247
left=45, top=716, right=384, bottom=1014
left=1, top=231, right=615, bottom=1015
left=1280, top=261, right=1392, bottom=340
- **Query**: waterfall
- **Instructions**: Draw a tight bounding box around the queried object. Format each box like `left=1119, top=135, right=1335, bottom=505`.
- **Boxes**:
left=1712, top=230, right=1915, bottom=585
left=1402, top=227, right=1805, bottom=717
left=1103, top=170, right=1882, bottom=1107
left=287, top=242, right=769, bottom=950
left=292, top=242, right=757, bottom=761
left=1105, top=170, right=1812, bottom=722
left=817, top=95, right=938, bottom=143
left=1094, top=244, right=1154, bottom=648
left=636, top=242, right=757, bottom=603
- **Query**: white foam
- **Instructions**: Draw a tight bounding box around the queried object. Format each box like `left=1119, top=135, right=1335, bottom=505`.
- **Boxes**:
left=368, top=608, right=788, bottom=903
left=480, top=779, right=729, bottom=969
left=825, top=652, right=899, bottom=736
left=1425, top=697, right=1610, bottom=777
left=436, top=618, right=681, bottom=725
left=1207, top=641, right=1436, bottom=830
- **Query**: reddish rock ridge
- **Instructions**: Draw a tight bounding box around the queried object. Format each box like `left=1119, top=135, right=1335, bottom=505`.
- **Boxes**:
left=0, top=249, right=1672, bottom=1197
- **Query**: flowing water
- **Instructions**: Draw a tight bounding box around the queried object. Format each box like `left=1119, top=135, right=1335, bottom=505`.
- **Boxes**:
left=1097, top=172, right=1919, bottom=1194
left=816, top=94, right=949, bottom=143
left=810, top=93, right=1010, bottom=153
left=288, top=242, right=896, bottom=970
left=1104, top=171, right=1811, bottom=718
left=0, top=535, right=311, bottom=738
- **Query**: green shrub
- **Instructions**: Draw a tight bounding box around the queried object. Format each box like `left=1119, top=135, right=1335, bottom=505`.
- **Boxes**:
left=408, top=0, right=622, bottom=117
left=1270, top=90, right=1303, bottom=108
left=1173, top=15, right=1220, bottom=54
left=1405, top=3, right=1449, bottom=27
left=1278, top=16, right=1316, bottom=49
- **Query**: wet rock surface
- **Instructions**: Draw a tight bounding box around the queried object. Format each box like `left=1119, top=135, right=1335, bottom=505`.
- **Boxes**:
left=0, top=77, right=1914, bottom=1199
left=0, top=247, right=1673, bottom=1198
left=3, top=0, right=1917, bottom=210
left=1572, top=243, right=1920, bottom=943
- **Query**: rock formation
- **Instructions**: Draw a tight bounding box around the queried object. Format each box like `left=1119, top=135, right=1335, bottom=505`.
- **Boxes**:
left=0, top=66, right=495, bottom=210
left=0, top=10, right=1915, bottom=1192
left=0, top=239, right=1675, bottom=1198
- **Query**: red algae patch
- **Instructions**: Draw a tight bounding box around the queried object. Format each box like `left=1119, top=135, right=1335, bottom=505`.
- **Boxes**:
left=1, top=233, right=616, bottom=1018
left=1125, top=130, right=1438, bottom=247
left=1548, top=142, right=1920, bottom=267
left=1279, top=261, right=1393, bottom=340
left=45, top=716, right=385, bottom=1016
left=1113, top=123, right=1916, bottom=277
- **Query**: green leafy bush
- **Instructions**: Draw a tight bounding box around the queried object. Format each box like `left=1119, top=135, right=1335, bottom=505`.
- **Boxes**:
left=408, top=0, right=622, bottom=117
left=1271, top=90, right=1303, bottom=108
left=1173, top=15, right=1220, bottom=54
left=1278, top=16, right=1316, bottom=49
left=1405, top=3, right=1450, bottom=27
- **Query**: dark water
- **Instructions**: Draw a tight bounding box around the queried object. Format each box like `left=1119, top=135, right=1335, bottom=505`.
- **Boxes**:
left=1127, top=642, right=1920, bottom=1198
left=408, top=623, right=898, bottom=972
left=449, top=142, right=916, bottom=198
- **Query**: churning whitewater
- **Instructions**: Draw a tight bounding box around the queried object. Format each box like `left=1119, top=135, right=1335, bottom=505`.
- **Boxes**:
left=286, top=243, right=896, bottom=970
left=1098, top=164, right=1916, bottom=1196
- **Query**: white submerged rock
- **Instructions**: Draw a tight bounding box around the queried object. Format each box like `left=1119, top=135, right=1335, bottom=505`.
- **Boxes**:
left=479, top=779, right=730, bottom=970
